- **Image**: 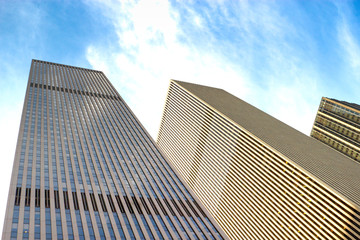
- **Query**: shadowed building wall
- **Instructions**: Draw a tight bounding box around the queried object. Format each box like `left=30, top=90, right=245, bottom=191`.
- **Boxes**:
left=2, top=60, right=227, bottom=240
left=157, top=80, right=360, bottom=240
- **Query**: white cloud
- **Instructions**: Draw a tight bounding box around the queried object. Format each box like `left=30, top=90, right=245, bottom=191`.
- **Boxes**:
left=337, top=17, right=360, bottom=80
left=85, top=0, right=322, bottom=138
left=85, top=0, right=249, bottom=136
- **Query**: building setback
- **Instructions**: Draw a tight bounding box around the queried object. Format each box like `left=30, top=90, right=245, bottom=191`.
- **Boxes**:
left=311, top=97, right=360, bottom=163
left=2, top=60, right=227, bottom=240
left=157, top=80, right=360, bottom=240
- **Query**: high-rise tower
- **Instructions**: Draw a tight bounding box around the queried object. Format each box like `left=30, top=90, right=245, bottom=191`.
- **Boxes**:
left=157, top=80, right=360, bottom=240
left=2, top=60, right=226, bottom=240
left=311, top=97, right=360, bottom=163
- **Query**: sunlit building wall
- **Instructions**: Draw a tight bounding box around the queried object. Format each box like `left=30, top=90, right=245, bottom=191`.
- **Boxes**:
left=311, top=97, right=360, bottom=163
left=157, top=80, right=360, bottom=240
left=2, top=60, right=227, bottom=240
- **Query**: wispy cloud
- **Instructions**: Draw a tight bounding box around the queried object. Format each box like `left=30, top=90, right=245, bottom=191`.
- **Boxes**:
left=85, top=0, right=330, bottom=136
left=336, top=10, right=360, bottom=80
left=85, top=0, right=250, bottom=136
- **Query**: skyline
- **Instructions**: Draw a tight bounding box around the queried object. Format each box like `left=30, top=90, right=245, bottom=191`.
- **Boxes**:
left=1, top=0, right=360, bottom=232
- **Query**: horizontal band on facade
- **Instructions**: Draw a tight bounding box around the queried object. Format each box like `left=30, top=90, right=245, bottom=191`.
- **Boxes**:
left=157, top=80, right=360, bottom=239
left=14, top=187, right=207, bottom=218
left=29, top=82, right=120, bottom=101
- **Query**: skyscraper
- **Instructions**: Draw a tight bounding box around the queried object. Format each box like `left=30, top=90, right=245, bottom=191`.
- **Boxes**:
left=2, top=60, right=226, bottom=240
left=157, top=80, right=360, bottom=240
left=311, top=97, right=360, bottom=163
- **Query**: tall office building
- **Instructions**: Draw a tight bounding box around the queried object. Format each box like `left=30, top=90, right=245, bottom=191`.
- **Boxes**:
left=157, top=80, right=360, bottom=239
left=311, top=97, right=360, bottom=163
left=2, top=60, right=227, bottom=240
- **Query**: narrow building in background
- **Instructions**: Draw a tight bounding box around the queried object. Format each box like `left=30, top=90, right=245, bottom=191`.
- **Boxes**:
left=2, top=60, right=227, bottom=240
left=157, top=80, right=360, bottom=240
left=311, top=97, right=360, bottom=162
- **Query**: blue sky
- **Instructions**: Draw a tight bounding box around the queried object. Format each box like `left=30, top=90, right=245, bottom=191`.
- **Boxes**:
left=1, top=0, right=360, bottom=231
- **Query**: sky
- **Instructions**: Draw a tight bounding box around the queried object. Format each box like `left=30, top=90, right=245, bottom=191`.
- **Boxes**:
left=1, top=0, right=360, bottom=233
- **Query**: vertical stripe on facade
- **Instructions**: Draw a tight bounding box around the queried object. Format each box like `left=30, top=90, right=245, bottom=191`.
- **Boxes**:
left=2, top=60, right=227, bottom=240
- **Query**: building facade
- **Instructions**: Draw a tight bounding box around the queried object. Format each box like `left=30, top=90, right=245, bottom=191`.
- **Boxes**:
left=311, top=97, right=360, bottom=163
left=157, top=80, right=360, bottom=240
left=2, top=60, right=227, bottom=240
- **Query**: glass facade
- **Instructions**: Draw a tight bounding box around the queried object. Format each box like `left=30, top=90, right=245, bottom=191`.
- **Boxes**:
left=2, top=60, right=226, bottom=239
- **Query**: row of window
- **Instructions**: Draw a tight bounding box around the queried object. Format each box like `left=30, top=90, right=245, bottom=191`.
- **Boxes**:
left=314, top=121, right=360, bottom=150
left=316, top=114, right=360, bottom=142
left=29, top=82, right=119, bottom=101
left=14, top=187, right=207, bottom=218
left=311, top=130, right=360, bottom=161
left=321, top=100, right=360, bottom=123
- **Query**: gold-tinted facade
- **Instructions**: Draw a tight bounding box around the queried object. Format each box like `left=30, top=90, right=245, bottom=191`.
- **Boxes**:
left=157, top=80, right=360, bottom=240
left=311, top=97, right=360, bottom=162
